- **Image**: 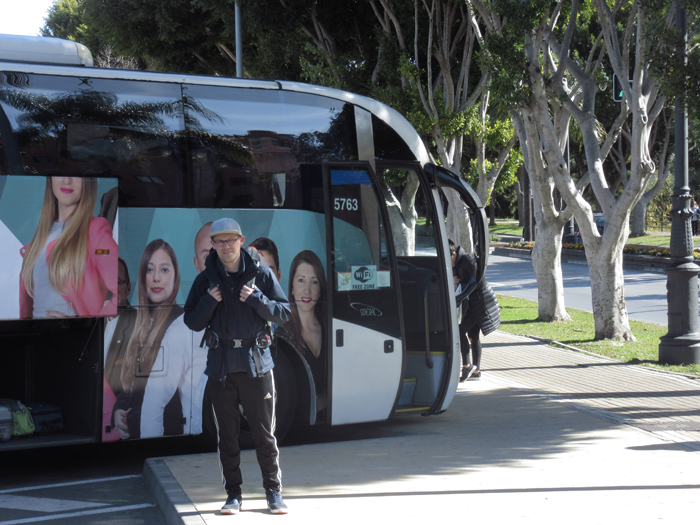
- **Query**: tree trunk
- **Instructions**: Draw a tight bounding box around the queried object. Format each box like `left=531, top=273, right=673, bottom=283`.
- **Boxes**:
left=629, top=197, right=649, bottom=237
left=586, top=242, right=636, bottom=340
left=515, top=179, right=524, bottom=226
left=383, top=171, right=420, bottom=256
left=444, top=187, right=474, bottom=252
left=531, top=221, right=569, bottom=321
left=387, top=206, right=414, bottom=256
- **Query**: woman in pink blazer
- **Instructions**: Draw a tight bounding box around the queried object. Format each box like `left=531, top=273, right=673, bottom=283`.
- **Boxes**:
left=19, top=177, right=118, bottom=319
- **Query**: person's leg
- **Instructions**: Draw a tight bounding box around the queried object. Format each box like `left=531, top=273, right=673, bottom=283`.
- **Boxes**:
left=468, top=325, right=482, bottom=371
left=207, top=375, right=243, bottom=497
left=459, top=317, right=471, bottom=368
left=237, top=370, right=282, bottom=494
left=460, top=317, right=479, bottom=381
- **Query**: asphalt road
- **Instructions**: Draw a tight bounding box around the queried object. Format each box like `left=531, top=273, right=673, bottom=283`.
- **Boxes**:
left=0, top=422, right=381, bottom=524
left=0, top=436, right=213, bottom=524
left=486, top=253, right=670, bottom=326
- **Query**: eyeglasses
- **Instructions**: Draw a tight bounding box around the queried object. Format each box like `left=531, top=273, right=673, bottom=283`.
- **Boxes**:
left=213, top=236, right=241, bottom=248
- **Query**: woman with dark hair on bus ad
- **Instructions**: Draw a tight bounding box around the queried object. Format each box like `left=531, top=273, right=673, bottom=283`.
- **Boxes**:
left=277, top=250, right=327, bottom=411
left=111, top=239, right=194, bottom=440
left=19, top=176, right=118, bottom=319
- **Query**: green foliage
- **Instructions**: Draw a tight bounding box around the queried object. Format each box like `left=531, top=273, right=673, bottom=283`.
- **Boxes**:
left=647, top=169, right=674, bottom=226
left=481, top=0, right=561, bottom=107
left=461, top=104, right=522, bottom=195
left=40, top=0, right=101, bottom=54
left=645, top=0, right=700, bottom=123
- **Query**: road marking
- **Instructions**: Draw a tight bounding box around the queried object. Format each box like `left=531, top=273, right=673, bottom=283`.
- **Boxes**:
left=0, top=475, right=140, bottom=495
left=0, top=503, right=155, bottom=524
left=0, top=495, right=107, bottom=512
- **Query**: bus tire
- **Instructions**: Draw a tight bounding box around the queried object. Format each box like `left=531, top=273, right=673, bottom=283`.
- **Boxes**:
left=237, top=350, right=298, bottom=450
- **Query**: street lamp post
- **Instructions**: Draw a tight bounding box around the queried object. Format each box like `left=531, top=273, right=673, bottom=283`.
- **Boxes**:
left=659, top=7, right=700, bottom=364
left=235, top=1, right=243, bottom=78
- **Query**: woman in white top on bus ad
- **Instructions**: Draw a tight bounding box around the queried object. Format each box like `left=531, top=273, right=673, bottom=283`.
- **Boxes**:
left=112, top=239, right=194, bottom=439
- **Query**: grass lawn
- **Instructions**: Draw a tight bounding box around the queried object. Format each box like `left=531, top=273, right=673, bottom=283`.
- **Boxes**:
left=492, top=220, right=700, bottom=248
left=489, top=221, right=523, bottom=237
left=496, top=294, right=700, bottom=377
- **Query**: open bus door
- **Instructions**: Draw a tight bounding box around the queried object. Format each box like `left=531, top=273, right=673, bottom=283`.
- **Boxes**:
left=425, top=163, right=489, bottom=414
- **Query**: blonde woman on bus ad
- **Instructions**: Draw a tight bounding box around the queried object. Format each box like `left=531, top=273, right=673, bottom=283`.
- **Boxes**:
left=110, top=239, right=195, bottom=439
left=19, top=176, right=118, bottom=319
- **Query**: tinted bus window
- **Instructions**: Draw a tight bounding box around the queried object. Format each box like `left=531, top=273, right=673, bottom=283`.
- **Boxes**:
left=0, top=73, right=187, bottom=207
left=372, top=115, right=415, bottom=161
left=183, top=85, right=357, bottom=209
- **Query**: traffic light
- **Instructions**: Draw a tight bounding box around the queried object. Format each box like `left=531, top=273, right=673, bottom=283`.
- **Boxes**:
left=612, top=74, right=627, bottom=102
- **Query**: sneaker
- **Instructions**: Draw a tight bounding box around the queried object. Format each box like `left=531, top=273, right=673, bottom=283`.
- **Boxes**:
left=460, top=365, right=476, bottom=382
left=469, top=370, right=481, bottom=380
left=266, top=490, right=288, bottom=514
left=221, top=493, right=242, bottom=515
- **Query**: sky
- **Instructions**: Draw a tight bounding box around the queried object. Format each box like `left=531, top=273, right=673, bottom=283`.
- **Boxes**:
left=0, top=0, right=56, bottom=37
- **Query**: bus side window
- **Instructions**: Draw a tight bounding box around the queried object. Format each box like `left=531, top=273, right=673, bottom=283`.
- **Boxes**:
left=378, top=167, right=438, bottom=258
left=0, top=74, right=188, bottom=207
left=183, top=85, right=357, bottom=210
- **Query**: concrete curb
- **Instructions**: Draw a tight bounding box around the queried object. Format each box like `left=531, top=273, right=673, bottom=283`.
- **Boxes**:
left=144, top=457, right=206, bottom=525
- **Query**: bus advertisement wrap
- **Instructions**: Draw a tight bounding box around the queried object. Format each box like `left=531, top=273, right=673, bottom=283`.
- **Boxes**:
left=108, top=207, right=328, bottom=442
left=0, top=175, right=118, bottom=320
left=1, top=176, right=330, bottom=441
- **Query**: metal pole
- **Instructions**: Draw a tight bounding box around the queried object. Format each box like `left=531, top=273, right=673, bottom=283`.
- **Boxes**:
left=659, top=7, right=700, bottom=364
left=235, top=1, right=243, bottom=78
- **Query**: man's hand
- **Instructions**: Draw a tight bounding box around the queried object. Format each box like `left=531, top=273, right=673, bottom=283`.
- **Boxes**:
left=240, top=284, right=255, bottom=302
left=208, top=286, right=223, bottom=302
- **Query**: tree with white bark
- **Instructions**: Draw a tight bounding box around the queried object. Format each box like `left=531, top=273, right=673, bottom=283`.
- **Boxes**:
left=479, top=0, right=681, bottom=339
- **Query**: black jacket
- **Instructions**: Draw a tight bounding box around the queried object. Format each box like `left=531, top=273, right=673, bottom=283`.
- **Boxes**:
left=184, top=248, right=291, bottom=380
left=455, top=247, right=500, bottom=335
left=464, top=280, right=501, bottom=336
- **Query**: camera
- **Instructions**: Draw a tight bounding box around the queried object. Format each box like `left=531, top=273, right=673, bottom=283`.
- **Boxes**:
left=256, top=331, right=271, bottom=349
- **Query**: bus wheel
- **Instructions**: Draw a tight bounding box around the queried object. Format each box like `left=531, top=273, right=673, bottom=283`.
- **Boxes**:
left=237, top=350, right=298, bottom=450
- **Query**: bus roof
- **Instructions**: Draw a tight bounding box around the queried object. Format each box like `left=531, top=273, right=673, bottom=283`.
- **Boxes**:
left=0, top=34, right=93, bottom=67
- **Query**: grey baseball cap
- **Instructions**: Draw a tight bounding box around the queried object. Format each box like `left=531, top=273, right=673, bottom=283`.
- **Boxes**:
left=210, top=218, right=242, bottom=237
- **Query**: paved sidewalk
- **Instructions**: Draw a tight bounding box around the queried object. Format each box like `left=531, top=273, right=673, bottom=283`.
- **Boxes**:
left=145, top=332, right=700, bottom=524
left=483, top=332, right=700, bottom=450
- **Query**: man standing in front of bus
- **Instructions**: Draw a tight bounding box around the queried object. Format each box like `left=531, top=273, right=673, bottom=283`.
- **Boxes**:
left=184, top=218, right=291, bottom=515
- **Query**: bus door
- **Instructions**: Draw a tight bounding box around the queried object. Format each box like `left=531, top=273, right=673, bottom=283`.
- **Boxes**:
left=425, top=163, right=489, bottom=413
left=376, top=163, right=456, bottom=415
left=324, top=162, right=404, bottom=425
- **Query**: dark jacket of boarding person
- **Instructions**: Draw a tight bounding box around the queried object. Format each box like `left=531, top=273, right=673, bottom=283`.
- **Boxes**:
left=184, top=218, right=291, bottom=515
